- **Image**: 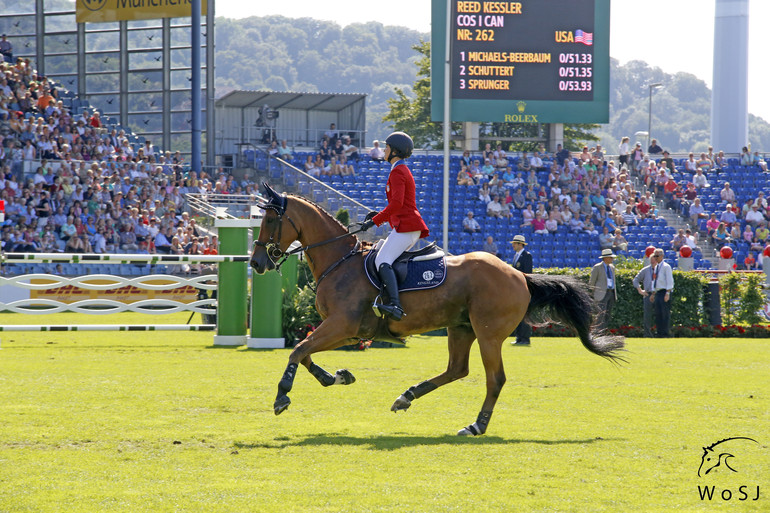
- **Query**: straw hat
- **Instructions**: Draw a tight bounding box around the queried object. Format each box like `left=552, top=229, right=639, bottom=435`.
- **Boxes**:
left=510, top=235, right=528, bottom=245
left=600, top=248, right=616, bottom=259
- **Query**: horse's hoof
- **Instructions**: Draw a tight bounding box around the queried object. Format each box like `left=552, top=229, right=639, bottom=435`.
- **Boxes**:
left=274, top=395, right=291, bottom=415
left=390, top=395, right=412, bottom=412
left=457, top=424, right=483, bottom=436
left=334, top=369, right=356, bottom=385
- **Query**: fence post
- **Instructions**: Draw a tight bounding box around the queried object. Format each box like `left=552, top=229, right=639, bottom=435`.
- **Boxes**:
left=247, top=216, right=285, bottom=348
left=213, top=219, right=249, bottom=346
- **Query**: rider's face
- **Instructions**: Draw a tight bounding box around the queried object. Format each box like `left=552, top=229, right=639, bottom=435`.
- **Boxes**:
left=384, top=145, right=393, bottom=162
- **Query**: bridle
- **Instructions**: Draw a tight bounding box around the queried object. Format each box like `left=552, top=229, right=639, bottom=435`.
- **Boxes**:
left=253, top=201, right=302, bottom=273
left=254, top=196, right=366, bottom=287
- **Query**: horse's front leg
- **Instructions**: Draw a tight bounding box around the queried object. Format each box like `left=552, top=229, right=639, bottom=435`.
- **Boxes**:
left=300, top=355, right=357, bottom=387
left=274, top=318, right=358, bottom=415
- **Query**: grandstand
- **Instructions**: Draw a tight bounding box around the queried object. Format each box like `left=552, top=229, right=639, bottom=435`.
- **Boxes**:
left=265, top=147, right=769, bottom=271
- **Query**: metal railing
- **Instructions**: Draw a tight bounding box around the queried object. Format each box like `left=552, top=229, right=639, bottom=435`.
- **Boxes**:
left=218, top=126, right=367, bottom=157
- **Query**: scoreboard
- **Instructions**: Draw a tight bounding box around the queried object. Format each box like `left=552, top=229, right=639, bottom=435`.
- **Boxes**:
left=431, top=0, right=610, bottom=123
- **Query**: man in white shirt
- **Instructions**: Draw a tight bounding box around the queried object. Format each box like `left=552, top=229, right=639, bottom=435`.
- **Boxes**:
left=692, top=168, right=709, bottom=189
left=650, top=248, right=674, bottom=337
left=745, top=205, right=765, bottom=227
left=529, top=151, right=545, bottom=171
left=368, top=141, right=385, bottom=161
left=462, top=211, right=481, bottom=233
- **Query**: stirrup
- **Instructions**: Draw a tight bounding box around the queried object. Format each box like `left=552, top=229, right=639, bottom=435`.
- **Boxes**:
left=376, top=303, right=405, bottom=321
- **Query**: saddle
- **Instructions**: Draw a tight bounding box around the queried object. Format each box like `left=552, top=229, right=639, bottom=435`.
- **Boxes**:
left=364, top=241, right=447, bottom=292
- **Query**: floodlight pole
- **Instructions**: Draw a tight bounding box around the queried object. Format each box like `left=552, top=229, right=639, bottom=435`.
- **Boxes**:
left=442, top=0, right=451, bottom=254
left=647, top=83, right=663, bottom=152
left=191, top=0, right=202, bottom=175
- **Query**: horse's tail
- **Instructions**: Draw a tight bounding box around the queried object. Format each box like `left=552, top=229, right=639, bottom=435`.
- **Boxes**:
left=524, top=274, right=626, bottom=363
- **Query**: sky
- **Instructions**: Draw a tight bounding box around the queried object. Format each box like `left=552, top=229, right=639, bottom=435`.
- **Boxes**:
left=216, top=0, right=770, bottom=124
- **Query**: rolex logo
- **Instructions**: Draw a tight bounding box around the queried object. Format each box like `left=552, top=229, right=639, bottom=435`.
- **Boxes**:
left=517, top=101, right=526, bottom=113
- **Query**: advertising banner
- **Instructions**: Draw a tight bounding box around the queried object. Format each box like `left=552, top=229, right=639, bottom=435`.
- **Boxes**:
left=76, top=0, right=208, bottom=24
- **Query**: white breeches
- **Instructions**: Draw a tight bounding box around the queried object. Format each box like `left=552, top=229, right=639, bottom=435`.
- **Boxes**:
left=374, top=230, right=421, bottom=268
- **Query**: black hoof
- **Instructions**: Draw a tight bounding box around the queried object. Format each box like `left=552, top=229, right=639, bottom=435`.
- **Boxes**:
left=336, top=369, right=356, bottom=385
left=274, top=395, right=291, bottom=415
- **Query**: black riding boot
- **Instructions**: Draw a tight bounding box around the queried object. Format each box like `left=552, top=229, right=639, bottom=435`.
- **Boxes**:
left=375, top=263, right=405, bottom=321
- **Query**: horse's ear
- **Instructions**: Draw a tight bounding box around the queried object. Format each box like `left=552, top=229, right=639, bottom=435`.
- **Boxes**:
left=262, top=182, right=277, bottom=199
left=261, top=182, right=287, bottom=212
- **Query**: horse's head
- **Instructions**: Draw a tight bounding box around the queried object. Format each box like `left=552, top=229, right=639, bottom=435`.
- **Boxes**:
left=698, top=445, right=720, bottom=477
left=250, top=183, right=299, bottom=274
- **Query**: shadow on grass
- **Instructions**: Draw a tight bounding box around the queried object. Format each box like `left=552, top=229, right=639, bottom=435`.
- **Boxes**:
left=234, top=434, right=619, bottom=451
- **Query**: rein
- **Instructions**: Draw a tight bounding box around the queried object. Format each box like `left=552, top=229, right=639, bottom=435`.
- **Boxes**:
left=255, top=198, right=367, bottom=286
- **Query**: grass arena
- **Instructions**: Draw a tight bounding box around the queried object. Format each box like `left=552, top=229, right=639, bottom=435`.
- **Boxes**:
left=0, top=311, right=767, bottom=512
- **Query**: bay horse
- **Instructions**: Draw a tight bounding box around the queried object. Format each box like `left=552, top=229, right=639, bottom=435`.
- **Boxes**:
left=250, top=183, right=625, bottom=436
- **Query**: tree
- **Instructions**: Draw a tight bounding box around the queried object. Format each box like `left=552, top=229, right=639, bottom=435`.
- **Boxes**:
left=382, top=39, right=462, bottom=149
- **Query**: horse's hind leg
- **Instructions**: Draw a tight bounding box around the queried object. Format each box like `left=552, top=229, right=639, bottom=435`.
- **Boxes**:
left=391, top=325, right=475, bottom=412
left=457, top=336, right=506, bottom=436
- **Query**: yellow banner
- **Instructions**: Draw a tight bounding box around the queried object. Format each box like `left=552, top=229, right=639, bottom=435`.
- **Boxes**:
left=30, top=278, right=199, bottom=304
left=76, top=0, right=208, bottom=24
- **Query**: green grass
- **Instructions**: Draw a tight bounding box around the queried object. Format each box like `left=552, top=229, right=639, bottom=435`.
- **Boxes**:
left=0, top=313, right=768, bottom=512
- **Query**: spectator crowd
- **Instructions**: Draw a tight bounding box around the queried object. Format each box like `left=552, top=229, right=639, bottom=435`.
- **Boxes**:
left=0, top=57, right=237, bottom=269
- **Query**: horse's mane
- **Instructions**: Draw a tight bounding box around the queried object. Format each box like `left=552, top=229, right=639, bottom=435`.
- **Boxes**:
left=288, top=193, right=357, bottom=238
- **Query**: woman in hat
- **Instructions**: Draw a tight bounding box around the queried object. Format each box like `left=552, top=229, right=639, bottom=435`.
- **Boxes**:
left=360, top=131, right=429, bottom=321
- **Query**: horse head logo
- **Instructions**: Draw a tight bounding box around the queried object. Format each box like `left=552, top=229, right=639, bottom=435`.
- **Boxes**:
left=81, top=0, right=107, bottom=12
left=698, top=437, right=758, bottom=477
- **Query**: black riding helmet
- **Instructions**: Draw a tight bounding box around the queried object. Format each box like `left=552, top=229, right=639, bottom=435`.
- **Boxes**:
left=385, top=131, right=414, bottom=161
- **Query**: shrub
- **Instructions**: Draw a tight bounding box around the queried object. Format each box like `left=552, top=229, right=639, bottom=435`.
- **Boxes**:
left=738, top=273, right=765, bottom=325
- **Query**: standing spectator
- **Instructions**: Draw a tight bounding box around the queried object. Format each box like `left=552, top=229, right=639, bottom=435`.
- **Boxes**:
left=462, top=211, right=481, bottom=233
left=632, top=256, right=658, bottom=338
left=617, top=136, right=630, bottom=170
left=510, top=234, right=532, bottom=346
left=589, top=249, right=617, bottom=331
left=650, top=248, right=674, bottom=337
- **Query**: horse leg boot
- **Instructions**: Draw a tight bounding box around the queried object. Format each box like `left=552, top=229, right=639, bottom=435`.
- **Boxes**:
left=376, top=263, right=405, bottom=321
left=274, top=362, right=297, bottom=415
left=458, top=410, right=494, bottom=436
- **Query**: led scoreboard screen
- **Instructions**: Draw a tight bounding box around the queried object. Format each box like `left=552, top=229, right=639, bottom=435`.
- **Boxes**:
left=431, top=0, right=610, bottom=123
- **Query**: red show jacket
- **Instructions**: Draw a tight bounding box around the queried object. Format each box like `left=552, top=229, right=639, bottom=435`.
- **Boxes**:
left=372, top=162, right=429, bottom=238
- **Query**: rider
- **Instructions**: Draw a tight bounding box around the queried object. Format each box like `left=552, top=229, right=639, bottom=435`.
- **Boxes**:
left=361, top=131, right=429, bottom=321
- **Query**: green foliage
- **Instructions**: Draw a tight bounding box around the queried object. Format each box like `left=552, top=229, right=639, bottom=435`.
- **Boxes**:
left=281, top=285, right=322, bottom=344
left=719, top=272, right=742, bottom=326
left=296, top=258, right=315, bottom=290
left=536, top=266, right=709, bottom=331
left=334, top=208, right=350, bottom=227
left=213, top=16, right=424, bottom=142
left=738, top=273, right=766, bottom=325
